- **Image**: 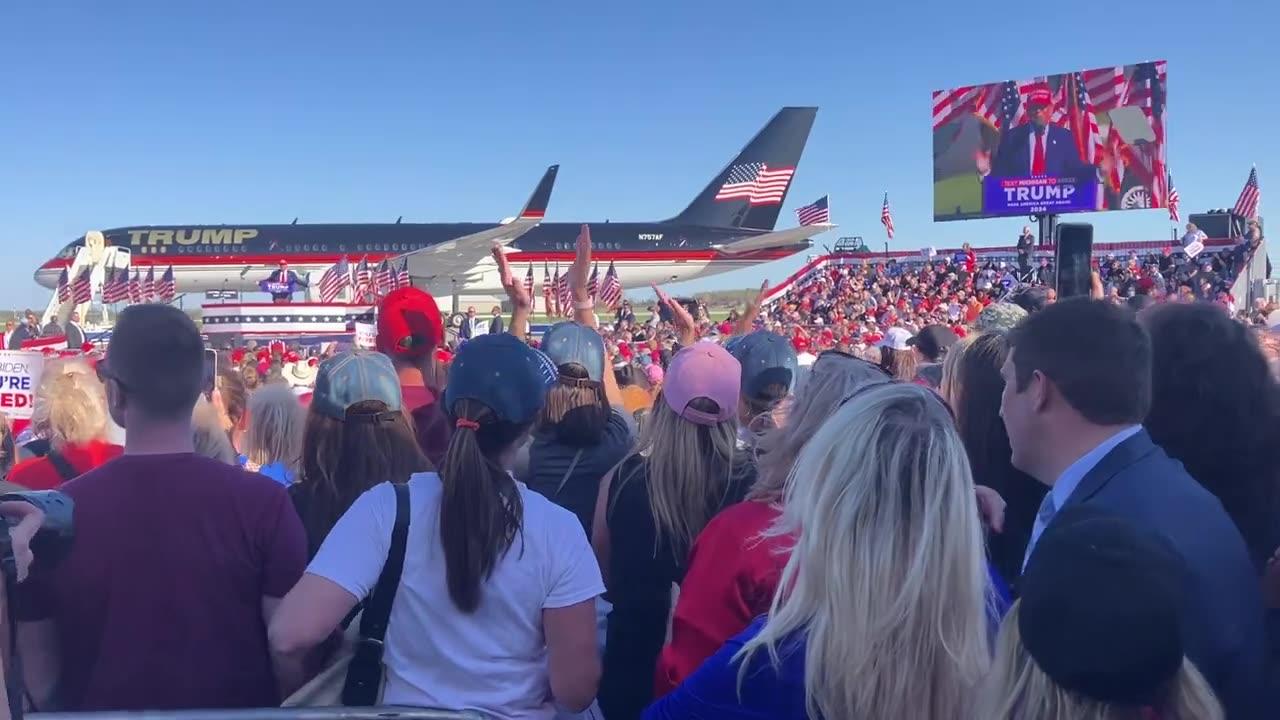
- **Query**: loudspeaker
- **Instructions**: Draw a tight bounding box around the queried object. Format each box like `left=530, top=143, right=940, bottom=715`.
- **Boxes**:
left=1055, top=223, right=1094, bottom=299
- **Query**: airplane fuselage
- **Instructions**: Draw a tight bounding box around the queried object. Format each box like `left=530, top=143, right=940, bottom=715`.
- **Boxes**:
left=36, top=221, right=810, bottom=297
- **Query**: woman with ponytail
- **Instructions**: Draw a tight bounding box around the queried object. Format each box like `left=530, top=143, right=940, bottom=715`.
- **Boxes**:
left=271, top=334, right=606, bottom=717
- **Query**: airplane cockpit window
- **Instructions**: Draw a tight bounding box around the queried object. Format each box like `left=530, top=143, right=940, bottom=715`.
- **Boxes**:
left=57, top=241, right=79, bottom=259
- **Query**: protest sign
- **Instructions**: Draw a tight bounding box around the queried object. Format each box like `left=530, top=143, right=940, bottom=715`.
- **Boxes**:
left=0, top=350, right=45, bottom=423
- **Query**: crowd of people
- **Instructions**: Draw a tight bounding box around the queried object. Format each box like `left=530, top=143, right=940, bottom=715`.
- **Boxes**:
left=0, top=223, right=1277, bottom=720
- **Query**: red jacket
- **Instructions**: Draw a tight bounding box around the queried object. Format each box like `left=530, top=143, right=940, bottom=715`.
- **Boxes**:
left=655, top=501, right=792, bottom=696
left=7, top=440, right=123, bottom=490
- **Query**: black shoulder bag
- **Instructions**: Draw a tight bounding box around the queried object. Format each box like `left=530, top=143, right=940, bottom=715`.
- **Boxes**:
left=342, top=482, right=410, bottom=706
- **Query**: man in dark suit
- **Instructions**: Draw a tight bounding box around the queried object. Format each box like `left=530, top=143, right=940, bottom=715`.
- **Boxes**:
left=1000, top=299, right=1267, bottom=718
left=7, top=310, right=39, bottom=350
left=64, top=311, right=86, bottom=348
left=457, top=306, right=483, bottom=340
left=264, top=260, right=305, bottom=304
left=981, top=87, right=1094, bottom=180
left=487, top=305, right=504, bottom=334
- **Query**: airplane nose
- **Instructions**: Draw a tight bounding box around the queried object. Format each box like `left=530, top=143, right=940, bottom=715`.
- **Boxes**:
left=34, top=265, right=60, bottom=289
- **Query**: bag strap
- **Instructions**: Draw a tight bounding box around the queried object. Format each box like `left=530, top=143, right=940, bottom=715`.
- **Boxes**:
left=553, top=449, right=585, bottom=498
left=45, top=449, right=78, bottom=483
left=359, top=482, right=411, bottom=642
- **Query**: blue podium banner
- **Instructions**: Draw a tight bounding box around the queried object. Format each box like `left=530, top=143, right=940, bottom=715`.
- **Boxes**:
left=982, top=175, right=1097, bottom=216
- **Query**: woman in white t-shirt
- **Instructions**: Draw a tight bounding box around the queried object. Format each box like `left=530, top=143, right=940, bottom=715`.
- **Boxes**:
left=270, top=334, right=605, bottom=719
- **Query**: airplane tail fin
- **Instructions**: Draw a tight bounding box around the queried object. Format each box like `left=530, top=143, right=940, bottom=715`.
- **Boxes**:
left=518, top=165, right=559, bottom=219
left=668, top=107, right=817, bottom=231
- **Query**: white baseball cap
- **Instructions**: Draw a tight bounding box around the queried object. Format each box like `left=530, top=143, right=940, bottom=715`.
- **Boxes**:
left=877, top=326, right=913, bottom=351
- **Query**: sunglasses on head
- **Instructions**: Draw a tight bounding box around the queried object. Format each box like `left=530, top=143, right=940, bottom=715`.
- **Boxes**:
left=836, top=376, right=956, bottom=421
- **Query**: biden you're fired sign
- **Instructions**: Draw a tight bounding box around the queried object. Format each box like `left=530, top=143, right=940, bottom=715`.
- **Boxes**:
left=0, top=350, right=45, bottom=421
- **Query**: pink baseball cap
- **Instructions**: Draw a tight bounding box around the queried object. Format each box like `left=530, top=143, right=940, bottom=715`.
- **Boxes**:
left=662, top=342, right=741, bottom=426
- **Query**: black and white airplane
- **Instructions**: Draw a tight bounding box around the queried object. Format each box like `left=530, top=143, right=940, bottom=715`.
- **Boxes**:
left=36, top=107, right=833, bottom=300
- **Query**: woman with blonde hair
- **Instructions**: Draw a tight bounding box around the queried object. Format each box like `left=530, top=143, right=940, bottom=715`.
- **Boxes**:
left=8, top=359, right=120, bottom=489
left=978, top=507, right=1224, bottom=720
left=655, top=349, right=888, bottom=693
left=647, top=382, right=993, bottom=720
left=237, top=383, right=304, bottom=486
left=593, top=341, right=754, bottom=719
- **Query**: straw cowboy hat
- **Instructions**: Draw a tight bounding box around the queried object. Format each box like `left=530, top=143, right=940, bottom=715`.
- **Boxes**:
left=282, top=360, right=319, bottom=389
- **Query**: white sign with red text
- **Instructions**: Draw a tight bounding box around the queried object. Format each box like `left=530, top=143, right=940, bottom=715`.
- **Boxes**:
left=353, top=322, right=377, bottom=350
left=0, top=350, right=45, bottom=421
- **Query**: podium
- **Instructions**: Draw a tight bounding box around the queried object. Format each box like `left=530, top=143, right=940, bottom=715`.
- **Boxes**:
left=201, top=303, right=374, bottom=338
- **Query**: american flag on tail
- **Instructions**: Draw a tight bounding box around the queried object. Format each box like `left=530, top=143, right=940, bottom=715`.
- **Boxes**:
left=1167, top=176, right=1181, bottom=223
left=524, top=264, right=535, bottom=300
left=880, top=193, right=895, bottom=240
left=598, top=260, right=623, bottom=309
left=157, top=266, right=177, bottom=302
left=353, top=257, right=373, bottom=301
left=714, top=163, right=795, bottom=206
left=396, top=259, right=410, bottom=289
left=318, top=257, right=350, bottom=303
left=71, top=267, right=93, bottom=305
left=128, top=270, right=143, bottom=304
left=542, top=263, right=553, bottom=314
left=795, top=196, right=829, bottom=226
left=1233, top=166, right=1261, bottom=219
left=56, top=269, right=70, bottom=303
left=587, top=263, right=599, bottom=300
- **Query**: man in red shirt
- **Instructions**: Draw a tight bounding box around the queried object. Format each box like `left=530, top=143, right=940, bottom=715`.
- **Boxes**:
left=15, top=304, right=308, bottom=710
left=375, top=287, right=451, bottom=467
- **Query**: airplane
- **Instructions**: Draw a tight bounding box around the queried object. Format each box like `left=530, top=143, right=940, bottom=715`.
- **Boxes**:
left=35, top=107, right=834, bottom=310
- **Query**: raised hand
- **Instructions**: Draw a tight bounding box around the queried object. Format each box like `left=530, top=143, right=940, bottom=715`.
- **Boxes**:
left=491, top=245, right=530, bottom=310
left=652, top=282, right=696, bottom=347
left=569, top=224, right=592, bottom=297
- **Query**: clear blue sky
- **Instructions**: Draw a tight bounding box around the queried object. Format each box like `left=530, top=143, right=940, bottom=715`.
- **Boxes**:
left=0, top=1, right=1272, bottom=309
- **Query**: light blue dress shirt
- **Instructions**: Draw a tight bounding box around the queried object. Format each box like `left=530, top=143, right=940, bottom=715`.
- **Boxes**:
left=1022, top=424, right=1143, bottom=570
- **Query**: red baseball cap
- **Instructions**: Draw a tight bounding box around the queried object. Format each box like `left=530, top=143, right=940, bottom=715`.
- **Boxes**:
left=377, top=287, right=443, bottom=358
left=1027, top=87, right=1052, bottom=107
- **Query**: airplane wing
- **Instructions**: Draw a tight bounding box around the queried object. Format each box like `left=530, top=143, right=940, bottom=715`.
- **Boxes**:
left=711, top=222, right=837, bottom=255
left=399, top=165, right=558, bottom=289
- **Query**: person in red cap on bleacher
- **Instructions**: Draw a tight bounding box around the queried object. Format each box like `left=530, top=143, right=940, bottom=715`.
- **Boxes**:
left=376, top=286, right=451, bottom=467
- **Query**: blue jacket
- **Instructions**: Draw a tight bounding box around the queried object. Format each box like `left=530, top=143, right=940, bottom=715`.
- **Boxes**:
left=1059, top=429, right=1267, bottom=718
left=645, top=566, right=1011, bottom=720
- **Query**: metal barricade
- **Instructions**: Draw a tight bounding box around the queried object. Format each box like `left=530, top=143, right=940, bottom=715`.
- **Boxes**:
left=31, top=707, right=483, bottom=720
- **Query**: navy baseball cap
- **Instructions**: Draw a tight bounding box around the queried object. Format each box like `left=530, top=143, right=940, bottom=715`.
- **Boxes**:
left=312, top=350, right=403, bottom=421
left=444, top=333, right=558, bottom=425
left=725, top=330, right=798, bottom=398
left=539, top=321, right=606, bottom=382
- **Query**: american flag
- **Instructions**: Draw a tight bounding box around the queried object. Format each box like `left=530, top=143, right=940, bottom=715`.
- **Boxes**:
left=157, top=266, right=177, bottom=302
left=142, top=266, right=156, bottom=303
left=587, top=263, right=599, bottom=300
left=714, top=163, right=796, bottom=206
left=555, top=264, right=572, bottom=317
left=1233, top=166, right=1261, bottom=219
left=1063, top=72, right=1103, bottom=165
left=598, top=260, right=623, bottom=309
left=56, top=269, right=70, bottom=303
left=353, top=257, right=373, bottom=301
left=128, top=270, right=143, bottom=304
left=880, top=193, right=895, bottom=240
left=1167, top=176, right=1181, bottom=223
left=976, top=79, right=1042, bottom=130
left=932, top=86, right=981, bottom=130
left=71, top=267, right=93, bottom=305
left=1123, top=61, right=1167, bottom=205
left=542, top=263, right=553, bottom=314
left=318, top=256, right=350, bottom=303
left=396, top=258, right=410, bottom=289
left=1083, top=66, right=1127, bottom=112
left=374, top=260, right=394, bottom=296
left=550, top=264, right=562, bottom=316
left=795, top=195, right=830, bottom=226
left=103, top=267, right=129, bottom=304
left=524, top=263, right=535, bottom=299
